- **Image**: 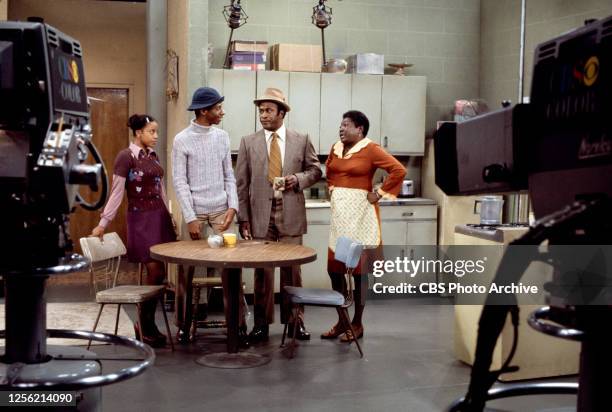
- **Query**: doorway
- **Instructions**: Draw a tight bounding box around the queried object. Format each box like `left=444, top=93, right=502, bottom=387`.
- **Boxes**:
left=70, top=88, right=129, bottom=253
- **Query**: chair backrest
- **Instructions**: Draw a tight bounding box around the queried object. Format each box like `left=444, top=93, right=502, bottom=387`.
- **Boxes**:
left=80, top=232, right=127, bottom=263
left=334, top=236, right=363, bottom=270
left=80, top=233, right=127, bottom=292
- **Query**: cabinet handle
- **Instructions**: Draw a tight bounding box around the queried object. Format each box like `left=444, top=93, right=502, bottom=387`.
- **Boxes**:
left=383, top=136, right=388, bottom=148
left=402, top=212, right=414, bottom=217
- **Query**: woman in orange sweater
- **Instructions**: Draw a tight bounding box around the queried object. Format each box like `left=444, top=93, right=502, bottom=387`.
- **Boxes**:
left=322, top=110, right=406, bottom=342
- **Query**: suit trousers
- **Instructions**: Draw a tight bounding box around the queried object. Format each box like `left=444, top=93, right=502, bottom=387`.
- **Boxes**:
left=254, top=197, right=304, bottom=326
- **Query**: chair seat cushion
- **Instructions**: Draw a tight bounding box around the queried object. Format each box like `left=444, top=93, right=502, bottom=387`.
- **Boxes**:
left=96, top=285, right=165, bottom=304
left=284, top=286, right=344, bottom=306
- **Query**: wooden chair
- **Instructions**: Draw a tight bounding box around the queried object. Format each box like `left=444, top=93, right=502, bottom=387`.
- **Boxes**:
left=282, top=236, right=364, bottom=358
left=80, top=233, right=126, bottom=294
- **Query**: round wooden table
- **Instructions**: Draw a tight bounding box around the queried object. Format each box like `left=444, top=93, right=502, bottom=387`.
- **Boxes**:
left=150, top=239, right=316, bottom=368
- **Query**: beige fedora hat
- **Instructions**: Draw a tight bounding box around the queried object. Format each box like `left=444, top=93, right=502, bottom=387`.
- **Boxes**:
left=253, top=87, right=291, bottom=112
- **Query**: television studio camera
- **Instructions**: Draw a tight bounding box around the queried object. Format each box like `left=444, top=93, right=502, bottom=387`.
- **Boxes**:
left=435, top=14, right=612, bottom=412
left=0, top=19, right=153, bottom=406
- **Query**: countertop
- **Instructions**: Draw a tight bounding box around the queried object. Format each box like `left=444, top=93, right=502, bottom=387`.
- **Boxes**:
left=305, top=197, right=437, bottom=208
left=454, top=224, right=529, bottom=243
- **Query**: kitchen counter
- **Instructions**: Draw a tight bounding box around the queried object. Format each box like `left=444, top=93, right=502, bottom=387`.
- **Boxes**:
left=305, top=197, right=437, bottom=208
left=455, top=224, right=529, bottom=243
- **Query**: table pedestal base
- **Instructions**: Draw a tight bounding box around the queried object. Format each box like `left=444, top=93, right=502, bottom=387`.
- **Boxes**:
left=195, top=352, right=271, bottom=369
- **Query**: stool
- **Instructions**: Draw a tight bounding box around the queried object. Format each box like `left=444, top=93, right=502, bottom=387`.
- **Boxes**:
left=190, top=277, right=225, bottom=340
left=190, top=277, right=249, bottom=341
left=88, top=285, right=174, bottom=351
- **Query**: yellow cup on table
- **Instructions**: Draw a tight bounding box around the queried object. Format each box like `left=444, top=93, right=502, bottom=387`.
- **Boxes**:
left=222, top=233, right=237, bottom=248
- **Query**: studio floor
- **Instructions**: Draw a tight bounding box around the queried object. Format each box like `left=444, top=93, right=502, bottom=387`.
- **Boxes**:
left=32, top=270, right=578, bottom=412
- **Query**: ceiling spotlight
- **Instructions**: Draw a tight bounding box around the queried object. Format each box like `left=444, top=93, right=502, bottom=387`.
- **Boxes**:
left=311, top=0, right=333, bottom=65
left=223, top=0, right=248, bottom=69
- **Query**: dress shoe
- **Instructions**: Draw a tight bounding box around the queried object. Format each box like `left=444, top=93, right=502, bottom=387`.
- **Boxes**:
left=238, top=325, right=250, bottom=349
left=248, top=325, right=269, bottom=343
left=288, top=321, right=311, bottom=341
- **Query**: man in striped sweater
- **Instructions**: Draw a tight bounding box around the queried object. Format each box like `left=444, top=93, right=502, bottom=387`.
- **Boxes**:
left=172, top=87, right=247, bottom=346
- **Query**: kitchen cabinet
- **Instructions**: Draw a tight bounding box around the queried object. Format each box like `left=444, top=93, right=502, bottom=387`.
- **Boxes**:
left=208, top=69, right=426, bottom=155
left=301, top=202, right=437, bottom=290
left=319, top=73, right=352, bottom=155
left=208, top=69, right=256, bottom=151
left=379, top=204, right=438, bottom=287
left=351, top=74, right=382, bottom=143
left=379, top=220, right=407, bottom=287
left=302, top=207, right=332, bottom=289
left=288, top=72, right=321, bottom=147
left=381, top=75, right=427, bottom=154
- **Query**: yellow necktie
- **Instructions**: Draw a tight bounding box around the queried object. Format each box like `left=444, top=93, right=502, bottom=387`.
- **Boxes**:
left=268, top=132, right=282, bottom=184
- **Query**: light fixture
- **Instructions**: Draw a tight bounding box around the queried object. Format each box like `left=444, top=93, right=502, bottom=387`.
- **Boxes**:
left=222, top=0, right=248, bottom=69
left=311, top=0, right=332, bottom=66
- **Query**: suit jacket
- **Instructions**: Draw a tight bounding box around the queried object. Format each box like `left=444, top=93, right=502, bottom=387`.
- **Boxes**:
left=236, top=128, right=322, bottom=238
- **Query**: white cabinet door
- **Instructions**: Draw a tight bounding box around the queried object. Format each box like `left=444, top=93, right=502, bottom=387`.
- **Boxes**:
left=256, top=71, right=290, bottom=129
left=406, top=220, right=437, bottom=246
left=351, top=74, right=382, bottom=142
left=381, top=75, right=426, bottom=155
left=222, top=70, right=257, bottom=151
left=288, top=72, right=321, bottom=149
left=302, top=222, right=331, bottom=289
left=302, top=207, right=331, bottom=288
left=319, top=73, right=351, bottom=155
left=406, top=220, right=438, bottom=283
left=379, top=220, right=408, bottom=287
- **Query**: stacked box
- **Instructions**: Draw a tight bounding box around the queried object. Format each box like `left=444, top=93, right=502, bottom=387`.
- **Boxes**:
left=347, top=53, right=384, bottom=74
left=270, top=44, right=323, bottom=73
left=230, top=51, right=266, bottom=71
left=231, top=40, right=268, bottom=54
